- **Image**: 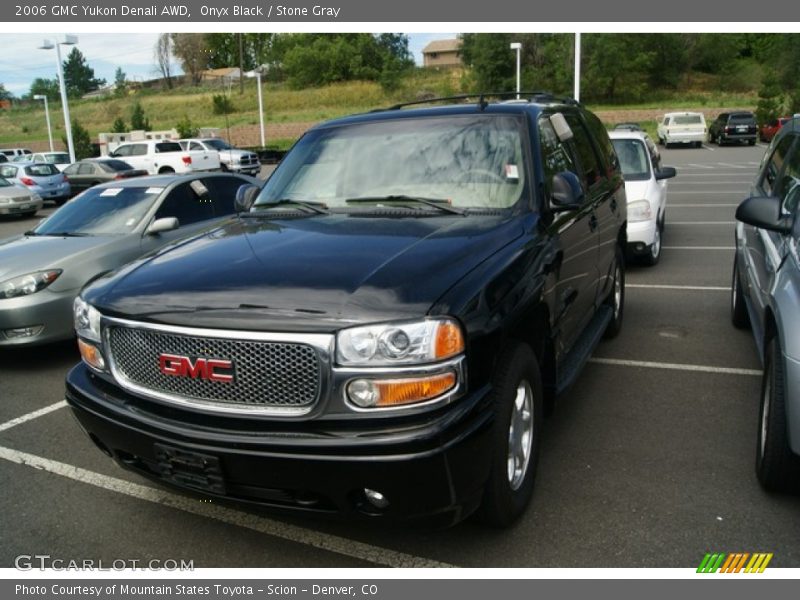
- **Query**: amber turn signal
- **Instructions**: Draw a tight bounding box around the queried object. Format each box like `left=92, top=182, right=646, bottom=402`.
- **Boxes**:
left=347, top=372, right=457, bottom=408
left=434, top=321, right=465, bottom=360
left=78, top=338, right=105, bottom=370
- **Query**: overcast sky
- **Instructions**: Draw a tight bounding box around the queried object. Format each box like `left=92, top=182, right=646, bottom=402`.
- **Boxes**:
left=0, top=32, right=456, bottom=97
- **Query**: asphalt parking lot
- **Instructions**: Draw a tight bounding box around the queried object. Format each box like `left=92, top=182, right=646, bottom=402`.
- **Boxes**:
left=1, top=145, right=799, bottom=569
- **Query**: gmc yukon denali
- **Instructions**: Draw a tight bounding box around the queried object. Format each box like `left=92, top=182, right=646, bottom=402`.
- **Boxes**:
left=66, top=94, right=627, bottom=527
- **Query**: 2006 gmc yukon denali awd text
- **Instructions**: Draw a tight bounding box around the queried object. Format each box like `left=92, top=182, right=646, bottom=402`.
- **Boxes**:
left=66, top=94, right=627, bottom=527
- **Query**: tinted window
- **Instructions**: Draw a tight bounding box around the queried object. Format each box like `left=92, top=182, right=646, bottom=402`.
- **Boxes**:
left=564, top=113, right=603, bottom=190
left=0, top=177, right=12, bottom=187
left=761, top=135, right=795, bottom=196
left=155, top=182, right=215, bottom=226
left=155, top=142, right=183, bottom=153
left=189, top=142, right=204, bottom=151
left=538, top=116, right=581, bottom=199
left=583, top=111, right=619, bottom=173
left=730, top=114, right=755, bottom=124
left=203, top=176, right=247, bottom=216
left=34, top=187, right=160, bottom=235
left=204, top=139, right=233, bottom=151
left=98, top=159, right=134, bottom=171
left=25, top=164, right=60, bottom=176
left=776, top=137, right=800, bottom=216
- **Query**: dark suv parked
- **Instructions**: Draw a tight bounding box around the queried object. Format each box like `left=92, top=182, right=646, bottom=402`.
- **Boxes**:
left=709, top=111, right=757, bottom=146
left=66, top=94, right=627, bottom=527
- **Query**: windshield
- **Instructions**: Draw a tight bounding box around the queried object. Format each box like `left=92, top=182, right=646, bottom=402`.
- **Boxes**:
left=97, top=159, right=135, bottom=171
left=611, top=139, right=651, bottom=181
left=673, top=115, right=703, bottom=125
left=203, top=139, right=233, bottom=151
left=34, top=186, right=161, bottom=236
left=44, top=153, right=70, bottom=164
left=256, top=115, right=527, bottom=211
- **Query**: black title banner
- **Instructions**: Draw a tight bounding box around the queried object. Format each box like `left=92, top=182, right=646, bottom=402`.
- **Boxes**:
left=2, top=0, right=799, bottom=22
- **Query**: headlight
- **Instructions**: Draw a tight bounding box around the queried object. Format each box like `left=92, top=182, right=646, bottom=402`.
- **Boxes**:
left=73, top=296, right=102, bottom=342
left=627, top=199, right=653, bottom=223
left=0, top=270, right=61, bottom=299
left=336, top=318, right=465, bottom=366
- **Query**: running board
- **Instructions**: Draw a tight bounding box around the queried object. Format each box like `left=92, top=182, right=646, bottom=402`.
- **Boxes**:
left=555, top=305, right=613, bottom=395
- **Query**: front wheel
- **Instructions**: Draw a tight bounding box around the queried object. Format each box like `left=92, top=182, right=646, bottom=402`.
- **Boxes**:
left=642, top=226, right=662, bottom=266
left=478, top=342, right=543, bottom=528
left=603, top=246, right=625, bottom=339
left=756, top=336, right=800, bottom=493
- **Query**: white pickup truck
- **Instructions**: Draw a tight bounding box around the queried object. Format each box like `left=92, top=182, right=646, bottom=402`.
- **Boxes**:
left=179, top=138, right=261, bottom=176
left=106, top=140, right=221, bottom=175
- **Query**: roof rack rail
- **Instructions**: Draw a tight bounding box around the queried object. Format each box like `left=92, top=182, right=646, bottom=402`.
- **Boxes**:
left=375, top=91, right=580, bottom=112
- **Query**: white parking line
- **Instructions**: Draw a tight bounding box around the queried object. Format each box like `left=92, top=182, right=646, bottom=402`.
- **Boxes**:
left=700, top=146, right=715, bottom=152
left=669, top=204, right=738, bottom=207
left=0, top=445, right=452, bottom=568
left=669, top=221, right=736, bottom=225
left=670, top=191, right=742, bottom=195
left=588, top=357, right=761, bottom=377
left=661, top=246, right=735, bottom=250
left=670, top=182, right=750, bottom=185
left=627, top=284, right=729, bottom=291
left=0, top=400, right=67, bottom=433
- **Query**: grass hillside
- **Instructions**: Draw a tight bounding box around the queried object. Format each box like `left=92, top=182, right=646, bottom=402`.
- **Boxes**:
left=0, top=68, right=757, bottom=149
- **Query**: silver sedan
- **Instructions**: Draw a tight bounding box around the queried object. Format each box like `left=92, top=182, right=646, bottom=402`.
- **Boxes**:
left=0, top=172, right=257, bottom=346
left=0, top=177, right=43, bottom=217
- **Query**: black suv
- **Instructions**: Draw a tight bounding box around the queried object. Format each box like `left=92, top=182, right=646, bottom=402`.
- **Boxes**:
left=709, top=111, right=758, bottom=146
left=66, top=94, right=627, bottom=527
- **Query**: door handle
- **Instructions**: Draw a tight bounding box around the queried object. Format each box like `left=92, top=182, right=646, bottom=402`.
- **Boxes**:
left=610, top=198, right=617, bottom=212
left=589, top=215, right=598, bottom=232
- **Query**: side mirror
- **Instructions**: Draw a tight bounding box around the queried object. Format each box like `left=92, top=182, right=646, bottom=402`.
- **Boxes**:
left=735, top=196, right=793, bottom=234
left=146, top=216, right=179, bottom=235
left=655, top=166, right=677, bottom=180
left=235, top=184, right=260, bottom=213
left=551, top=172, right=585, bottom=211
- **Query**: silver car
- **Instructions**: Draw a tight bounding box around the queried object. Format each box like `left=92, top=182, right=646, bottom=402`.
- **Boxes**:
left=0, top=161, right=70, bottom=205
left=732, top=117, right=800, bottom=492
left=0, top=172, right=258, bottom=346
left=0, top=177, right=43, bottom=217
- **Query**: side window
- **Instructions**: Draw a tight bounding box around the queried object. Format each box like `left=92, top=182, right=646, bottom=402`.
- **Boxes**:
left=662, top=117, right=670, bottom=126
left=203, top=177, right=247, bottom=216
left=63, top=163, right=79, bottom=175
left=564, top=114, right=604, bottom=190
left=583, top=111, right=618, bottom=174
left=113, top=145, right=131, bottom=157
left=77, top=163, right=95, bottom=175
left=130, top=144, right=148, bottom=156
left=538, top=116, right=581, bottom=197
left=760, top=135, right=795, bottom=196
left=33, top=154, right=43, bottom=162
left=776, top=139, right=800, bottom=216
left=0, top=166, right=17, bottom=178
left=154, top=182, right=215, bottom=226
left=190, top=142, right=205, bottom=151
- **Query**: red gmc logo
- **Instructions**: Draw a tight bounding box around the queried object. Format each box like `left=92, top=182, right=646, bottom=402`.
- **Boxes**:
left=158, top=353, right=234, bottom=383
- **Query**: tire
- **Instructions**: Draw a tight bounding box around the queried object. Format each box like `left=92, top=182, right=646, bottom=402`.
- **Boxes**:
left=478, top=342, right=543, bottom=528
left=642, top=225, right=662, bottom=266
left=756, top=336, right=800, bottom=493
left=158, top=167, right=175, bottom=174
left=694, top=141, right=703, bottom=149
left=22, top=211, right=36, bottom=218
left=54, top=197, right=68, bottom=206
left=658, top=136, right=664, bottom=146
left=748, top=140, right=756, bottom=146
left=603, top=245, right=625, bottom=339
left=731, top=259, right=749, bottom=329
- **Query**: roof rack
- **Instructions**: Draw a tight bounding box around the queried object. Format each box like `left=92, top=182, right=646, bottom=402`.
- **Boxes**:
left=376, top=91, right=580, bottom=112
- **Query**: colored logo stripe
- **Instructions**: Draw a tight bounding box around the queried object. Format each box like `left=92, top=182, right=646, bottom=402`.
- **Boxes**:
left=697, top=553, right=773, bottom=573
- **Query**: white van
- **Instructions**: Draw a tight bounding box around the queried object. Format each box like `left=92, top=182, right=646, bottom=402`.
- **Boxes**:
left=656, top=113, right=707, bottom=148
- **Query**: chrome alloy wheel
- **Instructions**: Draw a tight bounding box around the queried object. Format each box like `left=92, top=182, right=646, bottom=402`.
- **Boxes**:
left=507, top=380, right=534, bottom=490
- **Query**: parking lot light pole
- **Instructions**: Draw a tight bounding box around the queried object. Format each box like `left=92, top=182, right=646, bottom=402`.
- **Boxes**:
left=574, top=33, right=581, bottom=102
left=33, top=94, right=53, bottom=152
left=510, top=42, right=522, bottom=99
left=245, top=68, right=266, bottom=148
left=39, top=35, right=78, bottom=163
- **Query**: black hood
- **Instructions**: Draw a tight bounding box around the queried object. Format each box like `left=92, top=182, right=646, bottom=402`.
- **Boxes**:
left=85, top=214, right=524, bottom=332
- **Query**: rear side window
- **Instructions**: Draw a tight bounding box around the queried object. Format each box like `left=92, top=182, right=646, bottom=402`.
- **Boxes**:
left=564, top=113, right=604, bottom=190
left=583, top=111, right=619, bottom=173
left=538, top=116, right=581, bottom=198
left=155, top=142, right=183, bottom=153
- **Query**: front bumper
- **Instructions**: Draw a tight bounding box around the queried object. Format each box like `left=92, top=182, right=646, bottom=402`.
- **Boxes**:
left=0, top=288, right=76, bottom=346
left=0, top=198, right=42, bottom=215
left=721, top=132, right=757, bottom=143
left=65, top=364, right=495, bottom=525
left=626, top=219, right=658, bottom=251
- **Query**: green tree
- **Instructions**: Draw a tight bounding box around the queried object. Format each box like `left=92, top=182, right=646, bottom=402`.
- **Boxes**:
left=171, top=33, right=209, bottom=86
left=28, top=78, right=59, bottom=101
left=62, top=47, right=105, bottom=98
left=111, top=116, right=127, bottom=133
left=175, top=115, right=198, bottom=138
left=0, top=83, right=12, bottom=101
left=581, top=34, right=655, bottom=102
left=63, top=119, right=94, bottom=160
left=130, top=101, right=151, bottom=131
left=113, top=67, right=127, bottom=97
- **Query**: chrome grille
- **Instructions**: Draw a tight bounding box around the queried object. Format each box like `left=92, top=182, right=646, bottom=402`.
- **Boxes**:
left=107, top=325, right=321, bottom=409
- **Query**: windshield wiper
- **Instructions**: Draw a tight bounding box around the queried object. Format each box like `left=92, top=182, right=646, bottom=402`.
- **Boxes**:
left=345, top=195, right=465, bottom=215
left=248, top=198, right=330, bottom=215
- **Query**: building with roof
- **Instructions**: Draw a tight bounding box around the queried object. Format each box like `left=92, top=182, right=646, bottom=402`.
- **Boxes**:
left=422, top=39, right=463, bottom=68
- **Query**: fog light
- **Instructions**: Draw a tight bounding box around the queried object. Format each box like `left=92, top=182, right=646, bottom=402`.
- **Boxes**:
left=346, top=372, right=457, bottom=409
left=78, top=338, right=106, bottom=370
left=3, top=325, right=44, bottom=339
left=364, top=488, right=389, bottom=509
